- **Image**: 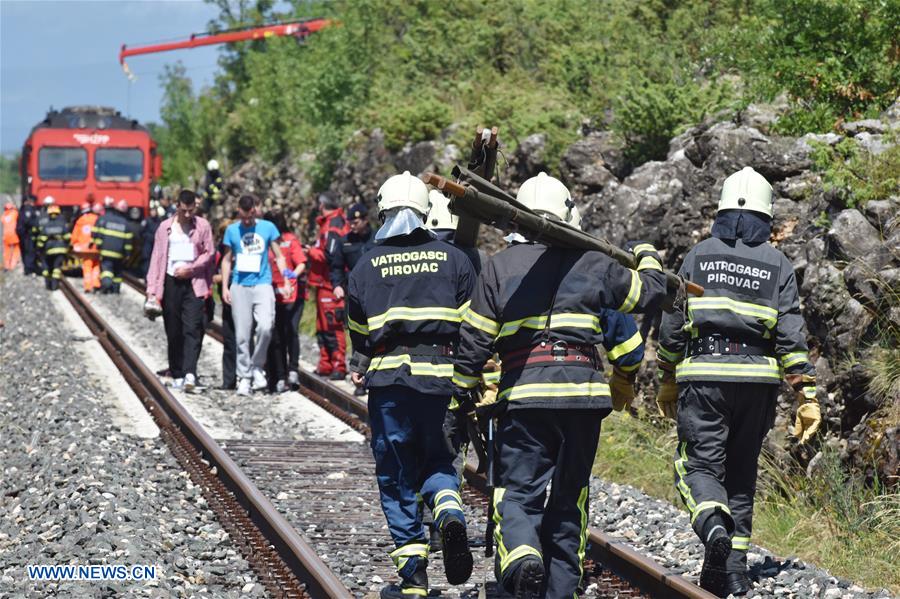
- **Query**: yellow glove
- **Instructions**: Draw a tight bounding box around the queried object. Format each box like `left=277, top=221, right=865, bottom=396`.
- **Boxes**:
left=655, top=361, right=678, bottom=419
left=656, top=378, right=678, bottom=420
left=792, top=401, right=821, bottom=444
left=609, top=366, right=635, bottom=411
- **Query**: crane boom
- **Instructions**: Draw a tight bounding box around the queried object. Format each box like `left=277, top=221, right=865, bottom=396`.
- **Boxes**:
left=119, top=18, right=331, bottom=76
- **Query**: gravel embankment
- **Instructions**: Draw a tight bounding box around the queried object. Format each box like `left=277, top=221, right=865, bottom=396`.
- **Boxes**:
left=86, top=285, right=362, bottom=443
left=588, top=478, right=896, bottom=598
left=0, top=272, right=265, bottom=598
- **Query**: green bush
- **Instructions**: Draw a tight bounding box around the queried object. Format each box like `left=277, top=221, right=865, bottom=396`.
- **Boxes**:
left=613, top=73, right=736, bottom=163
left=810, top=135, right=900, bottom=208
left=151, top=0, right=898, bottom=187
left=730, top=0, right=900, bottom=134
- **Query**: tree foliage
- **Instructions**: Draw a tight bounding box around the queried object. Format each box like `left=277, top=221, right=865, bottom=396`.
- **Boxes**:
left=151, top=0, right=900, bottom=186
left=0, top=155, right=19, bottom=195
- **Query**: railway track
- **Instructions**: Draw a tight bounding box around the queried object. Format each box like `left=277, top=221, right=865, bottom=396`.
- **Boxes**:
left=97, top=273, right=716, bottom=598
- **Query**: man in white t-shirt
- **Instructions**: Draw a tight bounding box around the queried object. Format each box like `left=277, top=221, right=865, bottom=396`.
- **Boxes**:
left=221, top=194, right=288, bottom=395
left=146, top=190, right=215, bottom=392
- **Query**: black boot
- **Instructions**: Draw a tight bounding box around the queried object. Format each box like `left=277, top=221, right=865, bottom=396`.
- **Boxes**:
left=724, top=571, right=751, bottom=596
left=699, top=523, right=732, bottom=597
left=512, top=556, right=544, bottom=599
left=440, top=515, right=473, bottom=585
left=380, top=558, right=428, bottom=598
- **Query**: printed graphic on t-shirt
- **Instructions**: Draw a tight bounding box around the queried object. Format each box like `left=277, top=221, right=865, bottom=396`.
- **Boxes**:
left=692, top=254, right=779, bottom=297
left=236, top=232, right=265, bottom=272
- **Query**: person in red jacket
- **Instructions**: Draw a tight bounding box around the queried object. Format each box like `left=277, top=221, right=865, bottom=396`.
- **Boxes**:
left=265, top=211, right=307, bottom=392
left=307, top=192, right=349, bottom=379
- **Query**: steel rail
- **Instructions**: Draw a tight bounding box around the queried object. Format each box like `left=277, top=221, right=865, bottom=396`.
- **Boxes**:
left=122, top=272, right=714, bottom=598
left=60, top=278, right=353, bottom=599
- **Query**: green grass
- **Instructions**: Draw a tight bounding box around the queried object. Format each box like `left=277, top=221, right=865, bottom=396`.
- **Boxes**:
left=594, top=410, right=900, bottom=593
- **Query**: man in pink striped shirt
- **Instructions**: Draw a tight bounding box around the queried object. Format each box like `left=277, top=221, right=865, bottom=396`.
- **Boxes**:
left=146, top=190, right=215, bottom=392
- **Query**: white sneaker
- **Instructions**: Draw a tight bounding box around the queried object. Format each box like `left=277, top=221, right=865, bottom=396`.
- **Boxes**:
left=287, top=370, right=300, bottom=388
left=236, top=378, right=252, bottom=396
left=251, top=368, right=267, bottom=391
left=183, top=373, right=196, bottom=393
left=170, top=378, right=184, bottom=390
left=275, top=380, right=287, bottom=393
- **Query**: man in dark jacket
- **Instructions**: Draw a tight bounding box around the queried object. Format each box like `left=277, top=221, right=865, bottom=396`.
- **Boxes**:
left=656, top=167, right=820, bottom=597
left=330, top=202, right=378, bottom=295
left=347, top=172, right=476, bottom=598
left=93, top=199, right=135, bottom=294
left=452, top=173, right=668, bottom=598
left=16, top=195, right=40, bottom=275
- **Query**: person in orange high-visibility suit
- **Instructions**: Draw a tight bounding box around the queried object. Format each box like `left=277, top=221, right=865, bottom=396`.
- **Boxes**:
left=2, top=201, right=20, bottom=270
left=71, top=202, right=102, bottom=292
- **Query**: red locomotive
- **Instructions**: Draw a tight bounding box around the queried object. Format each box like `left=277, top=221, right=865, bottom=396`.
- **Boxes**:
left=20, top=106, right=162, bottom=215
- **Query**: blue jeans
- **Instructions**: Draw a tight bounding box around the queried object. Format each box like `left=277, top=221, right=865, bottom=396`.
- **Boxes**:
left=368, top=385, right=464, bottom=573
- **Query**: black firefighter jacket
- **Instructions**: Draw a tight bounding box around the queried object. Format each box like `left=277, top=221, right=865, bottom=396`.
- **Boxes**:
left=347, top=228, right=476, bottom=396
left=92, top=210, right=134, bottom=260
left=453, top=241, right=668, bottom=411
left=658, top=236, right=815, bottom=392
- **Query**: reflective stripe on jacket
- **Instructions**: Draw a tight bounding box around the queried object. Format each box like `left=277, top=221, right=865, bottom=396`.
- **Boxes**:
left=454, top=242, right=666, bottom=411
left=347, top=228, right=476, bottom=395
left=92, top=210, right=134, bottom=260
left=658, top=237, right=815, bottom=384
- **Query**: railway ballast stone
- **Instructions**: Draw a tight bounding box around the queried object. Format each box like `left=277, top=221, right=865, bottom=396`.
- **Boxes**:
left=0, top=272, right=264, bottom=598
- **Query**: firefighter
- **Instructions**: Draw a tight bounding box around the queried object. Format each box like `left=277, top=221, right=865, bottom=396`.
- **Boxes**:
left=71, top=202, right=102, bottom=292
left=308, top=192, right=349, bottom=379
left=16, top=195, right=40, bottom=276
left=202, top=159, right=224, bottom=215
left=35, top=201, right=70, bottom=291
left=2, top=200, right=20, bottom=271
left=452, top=172, right=667, bottom=598
left=425, top=190, right=482, bottom=274
left=93, top=199, right=135, bottom=294
left=347, top=172, right=476, bottom=598
left=656, top=167, right=820, bottom=597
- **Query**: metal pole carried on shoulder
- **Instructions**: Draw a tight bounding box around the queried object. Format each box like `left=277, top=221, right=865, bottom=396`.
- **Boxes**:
left=421, top=171, right=705, bottom=301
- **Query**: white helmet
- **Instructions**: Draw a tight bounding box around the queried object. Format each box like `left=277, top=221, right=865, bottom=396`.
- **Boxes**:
left=426, top=190, right=458, bottom=230
left=207, top=159, right=219, bottom=171
left=377, top=171, right=430, bottom=216
left=516, top=172, right=573, bottom=222
left=718, top=167, right=773, bottom=217
left=42, top=195, right=55, bottom=206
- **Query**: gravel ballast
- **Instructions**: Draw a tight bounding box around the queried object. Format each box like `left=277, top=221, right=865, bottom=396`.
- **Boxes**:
left=587, top=478, right=896, bottom=598
left=0, top=272, right=264, bottom=598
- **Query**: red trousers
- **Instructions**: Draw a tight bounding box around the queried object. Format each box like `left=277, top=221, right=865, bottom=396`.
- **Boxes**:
left=315, top=286, right=347, bottom=375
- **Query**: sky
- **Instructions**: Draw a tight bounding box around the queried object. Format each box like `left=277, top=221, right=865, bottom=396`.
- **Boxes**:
left=0, top=0, right=225, bottom=154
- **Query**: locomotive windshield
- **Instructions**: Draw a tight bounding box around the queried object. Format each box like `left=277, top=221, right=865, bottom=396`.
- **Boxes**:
left=95, top=148, right=144, bottom=182
left=38, top=147, right=87, bottom=181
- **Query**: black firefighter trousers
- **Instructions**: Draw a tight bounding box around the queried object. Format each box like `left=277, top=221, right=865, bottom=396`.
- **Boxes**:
left=675, top=381, right=777, bottom=573
left=494, top=408, right=606, bottom=598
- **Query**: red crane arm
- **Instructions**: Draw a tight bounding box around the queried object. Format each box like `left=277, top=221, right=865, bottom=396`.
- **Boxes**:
left=119, top=18, right=331, bottom=66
